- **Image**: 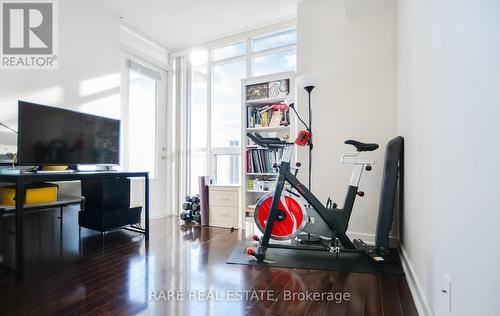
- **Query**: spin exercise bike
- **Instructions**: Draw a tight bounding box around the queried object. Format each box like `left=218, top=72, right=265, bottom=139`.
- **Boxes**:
left=245, top=129, right=403, bottom=263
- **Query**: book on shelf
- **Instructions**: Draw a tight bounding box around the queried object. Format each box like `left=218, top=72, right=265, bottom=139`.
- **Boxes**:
left=247, top=105, right=290, bottom=128
left=269, top=111, right=282, bottom=127
left=262, top=111, right=269, bottom=127
left=246, top=148, right=282, bottom=174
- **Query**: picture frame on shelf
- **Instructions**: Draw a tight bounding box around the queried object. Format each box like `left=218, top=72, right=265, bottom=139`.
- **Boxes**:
left=246, top=83, right=269, bottom=101
left=268, top=79, right=290, bottom=98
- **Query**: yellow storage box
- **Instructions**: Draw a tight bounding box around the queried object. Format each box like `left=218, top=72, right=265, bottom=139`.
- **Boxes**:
left=40, top=166, right=69, bottom=171
left=0, top=183, right=58, bottom=206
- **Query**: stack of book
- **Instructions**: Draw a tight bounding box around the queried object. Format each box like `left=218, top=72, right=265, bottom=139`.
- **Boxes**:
left=246, top=148, right=282, bottom=173
left=247, top=106, right=290, bottom=128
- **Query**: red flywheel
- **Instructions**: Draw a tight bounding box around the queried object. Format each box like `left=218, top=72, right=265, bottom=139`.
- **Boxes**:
left=254, top=192, right=307, bottom=240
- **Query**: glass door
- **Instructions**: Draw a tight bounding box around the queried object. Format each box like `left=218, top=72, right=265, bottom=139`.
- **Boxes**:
left=127, top=59, right=168, bottom=218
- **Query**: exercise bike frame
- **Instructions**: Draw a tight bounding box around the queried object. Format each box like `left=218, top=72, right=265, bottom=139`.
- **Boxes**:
left=255, top=148, right=373, bottom=262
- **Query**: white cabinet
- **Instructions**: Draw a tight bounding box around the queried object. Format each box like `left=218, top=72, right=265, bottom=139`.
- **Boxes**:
left=208, top=185, right=240, bottom=229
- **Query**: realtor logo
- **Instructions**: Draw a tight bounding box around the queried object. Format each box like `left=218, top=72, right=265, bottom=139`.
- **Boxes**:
left=1, top=0, right=58, bottom=69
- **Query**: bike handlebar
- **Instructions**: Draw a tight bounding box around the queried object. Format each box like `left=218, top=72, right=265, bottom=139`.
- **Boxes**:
left=246, top=132, right=293, bottom=148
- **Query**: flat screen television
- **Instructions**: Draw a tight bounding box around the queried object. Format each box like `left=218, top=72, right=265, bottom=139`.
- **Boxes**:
left=17, top=101, right=120, bottom=166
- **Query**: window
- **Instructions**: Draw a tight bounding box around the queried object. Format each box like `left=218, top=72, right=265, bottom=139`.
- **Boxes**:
left=213, top=41, right=246, bottom=61
left=185, top=28, right=297, bottom=193
left=189, top=60, right=208, bottom=194
left=211, top=59, right=246, bottom=185
left=253, top=29, right=297, bottom=52
left=190, top=66, right=208, bottom=150
left=212, top=60, right=246, bottom=148
left=128, top=61, right=159, bottom=178
left=253, top=49, right=297, bottom=77
left=213, top=154, right=241, bottom=184
left=252, top=29, right=297, bottom=77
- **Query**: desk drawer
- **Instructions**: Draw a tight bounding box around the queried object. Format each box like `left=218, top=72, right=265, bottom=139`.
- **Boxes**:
left=209, top=190, right=238, bottom=207
left=209, top=205, right=237, bottom=228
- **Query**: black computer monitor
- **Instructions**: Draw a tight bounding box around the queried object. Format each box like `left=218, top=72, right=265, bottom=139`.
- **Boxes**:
left=17, top=101, right=120, bottom=166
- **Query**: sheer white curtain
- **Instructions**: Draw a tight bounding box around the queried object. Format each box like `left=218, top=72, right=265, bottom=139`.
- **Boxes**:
left=128, top=60, right=160, bottom=177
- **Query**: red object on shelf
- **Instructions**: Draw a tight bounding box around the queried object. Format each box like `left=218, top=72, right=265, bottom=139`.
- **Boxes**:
left=270, top=103, right=290, bottom=111
left=295, top=130, right=311, bottom=146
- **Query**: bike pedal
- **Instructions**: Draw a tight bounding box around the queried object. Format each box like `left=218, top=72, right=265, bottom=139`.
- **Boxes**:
left=329, top=246, right=340, bottom=254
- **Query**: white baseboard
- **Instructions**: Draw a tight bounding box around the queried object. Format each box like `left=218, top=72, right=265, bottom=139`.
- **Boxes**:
left=399, top=246, right=432, bottom=316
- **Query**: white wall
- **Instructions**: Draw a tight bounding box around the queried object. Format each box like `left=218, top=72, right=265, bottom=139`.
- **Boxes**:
left=297, top=0, right=398, bottom=241
left=121, top=26, right=169, bottom=69
left=0, top=1, right=172, bottom=218
left=399, top=1, right=500, bottom=315
left=0, top=0, right=121, bottom=125
left=0, top=0, right=121, bottom=196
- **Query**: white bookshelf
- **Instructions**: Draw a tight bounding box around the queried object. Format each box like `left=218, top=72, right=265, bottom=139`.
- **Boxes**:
left=241, top=71, right=295, bottom=224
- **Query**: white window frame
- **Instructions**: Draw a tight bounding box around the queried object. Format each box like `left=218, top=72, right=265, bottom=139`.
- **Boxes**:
left=179, top=24, right=297, bottom=193
left=210, top=45, right=247, bottom=183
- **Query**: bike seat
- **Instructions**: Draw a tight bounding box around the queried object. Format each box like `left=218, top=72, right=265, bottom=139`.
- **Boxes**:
left=344, top=140, right=379, bottom=152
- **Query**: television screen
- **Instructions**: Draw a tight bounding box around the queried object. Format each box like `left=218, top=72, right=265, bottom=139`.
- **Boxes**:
left=17, top=101, right=120, bottom=166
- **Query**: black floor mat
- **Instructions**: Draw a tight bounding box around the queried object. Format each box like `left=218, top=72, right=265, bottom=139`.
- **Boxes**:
left=227, top=241, right=404, bottom=275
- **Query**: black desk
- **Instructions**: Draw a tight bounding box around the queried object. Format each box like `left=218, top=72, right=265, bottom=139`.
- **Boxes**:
left=0, top=171, right=149, bottom=282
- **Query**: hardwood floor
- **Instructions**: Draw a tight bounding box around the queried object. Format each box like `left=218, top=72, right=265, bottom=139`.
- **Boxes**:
left=0, top=207, right=418, bottom=315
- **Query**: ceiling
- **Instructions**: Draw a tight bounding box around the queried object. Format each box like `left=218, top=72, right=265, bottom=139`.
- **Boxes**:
left=92, top=0, right=300, bottom=51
